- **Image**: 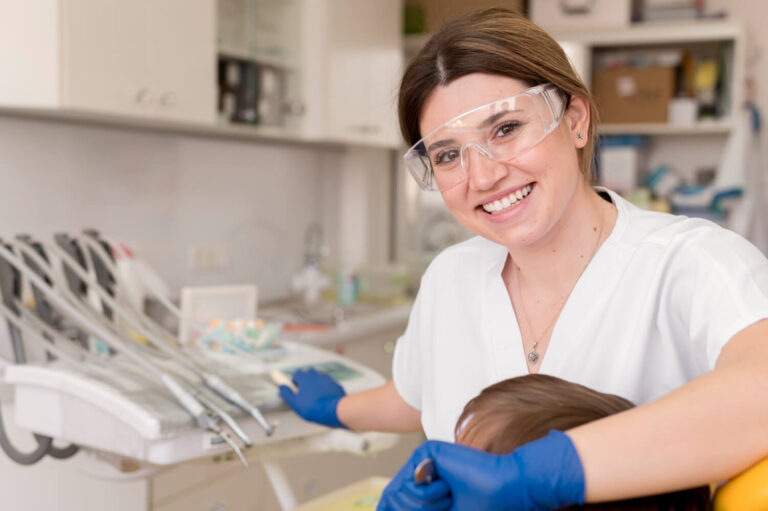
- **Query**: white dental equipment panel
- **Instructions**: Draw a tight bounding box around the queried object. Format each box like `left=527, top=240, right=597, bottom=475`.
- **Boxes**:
left=0, top=231, right=408, bottom=511
left=5, top=342, right=392, bottom=466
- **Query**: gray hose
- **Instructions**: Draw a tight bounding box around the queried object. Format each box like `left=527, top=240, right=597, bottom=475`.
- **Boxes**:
left=46, top=443, right=80, bottom=459
left=0, top=406, right=52, bottom=465
left=0, top=240, right=79, bottom=464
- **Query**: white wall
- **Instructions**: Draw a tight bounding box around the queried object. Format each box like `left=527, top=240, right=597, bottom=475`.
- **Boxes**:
left=0, top=115, right=392, bottom=302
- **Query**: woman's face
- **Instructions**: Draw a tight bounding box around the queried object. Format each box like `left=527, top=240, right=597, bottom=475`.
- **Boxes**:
left=418, top=73, right=590, bottom=249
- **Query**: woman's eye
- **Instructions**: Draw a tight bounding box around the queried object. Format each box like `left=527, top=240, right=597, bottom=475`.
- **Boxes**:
left=433, top=149, right=460, bottom=167
left=495, top=121, right=521, bottom=138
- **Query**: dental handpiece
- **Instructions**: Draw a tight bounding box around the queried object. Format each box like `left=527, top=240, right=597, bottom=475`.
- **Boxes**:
left=160, top=375, right=246, bottom=466
left=203, top=374, right=275, bottom=436
left=76, top=235, right=275, bottom=437
left=45, top=238, right=268, bottom=439
left=0, top=242, right=248, bottom=454
left=195, top=392, right=253, bottom=452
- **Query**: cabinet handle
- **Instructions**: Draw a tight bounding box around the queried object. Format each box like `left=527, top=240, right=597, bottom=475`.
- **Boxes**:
left=283, top=101, right=306, bottom=116
left=559, top=0, right=595, bottom=15
left=135, top=88, right=152, bottom=104
left=160, top=91, right=176, bottom=107
left=349, top=125, right=381, bottom=135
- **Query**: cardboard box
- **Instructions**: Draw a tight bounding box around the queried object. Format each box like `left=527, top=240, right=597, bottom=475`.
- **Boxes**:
left=592, top=67, right=676, bottom=123
left=530, top=0, right=632, bottom=32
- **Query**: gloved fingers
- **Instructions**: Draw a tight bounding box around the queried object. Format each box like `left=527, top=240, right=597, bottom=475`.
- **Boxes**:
left=290, top=368, right=308, bottom=388
left=377, top=489, right=451, bottom=511
left=400, top=479, right=451, bottom=504
left=388, top=492, right=452, bottom=511
left=426, top=440, right=501, bottom=479
left=419, top=441, right=521, bottom=499
left=292, top=367, right=328, bottom=386
left=377, top=444, right=452, bottom=510
left=278, top=384, right=298, bottom=406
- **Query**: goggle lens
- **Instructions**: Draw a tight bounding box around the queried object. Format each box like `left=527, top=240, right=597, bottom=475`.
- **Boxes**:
left=404, top=84, right=565, bottom=191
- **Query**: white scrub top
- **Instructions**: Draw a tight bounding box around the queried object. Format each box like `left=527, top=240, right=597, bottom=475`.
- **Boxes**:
left=392, top=189, right=768, bottom=441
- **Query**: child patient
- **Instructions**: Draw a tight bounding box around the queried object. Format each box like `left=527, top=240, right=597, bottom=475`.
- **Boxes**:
left=455, top=375, right=711, bottom=511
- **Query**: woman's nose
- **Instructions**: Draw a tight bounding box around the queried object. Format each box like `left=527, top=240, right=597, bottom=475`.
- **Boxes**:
left=462, top=145, right=509, bottom=191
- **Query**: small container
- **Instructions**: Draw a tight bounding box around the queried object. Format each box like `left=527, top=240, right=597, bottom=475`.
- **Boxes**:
left=336, top=265, right=359, bottom=305
left=668, top=97, right=698, bottom=124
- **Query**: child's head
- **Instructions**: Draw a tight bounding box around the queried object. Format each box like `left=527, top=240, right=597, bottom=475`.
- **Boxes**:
left=455, top=375, right=710, bottom=510
left=455, top=374, right=633, bottom=450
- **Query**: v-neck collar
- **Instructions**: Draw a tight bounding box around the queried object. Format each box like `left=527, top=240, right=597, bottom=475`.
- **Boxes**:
left=483, top=187, right=626, bottom=376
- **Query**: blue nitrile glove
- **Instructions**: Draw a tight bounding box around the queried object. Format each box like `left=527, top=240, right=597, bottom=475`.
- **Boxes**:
left=377, top=430, right=585, bottom=511
left=278, top=368, right=348, bottom=429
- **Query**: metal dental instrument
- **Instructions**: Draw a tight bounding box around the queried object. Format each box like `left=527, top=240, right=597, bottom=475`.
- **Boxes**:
left=194, top=392, right=250, bottom=464
left=14, top=304, right=143, bottom=384
left=0, top=301, right=91, bottom=373
left=11, top=239, right=251, bottom=462
left=98, top=234, right=280, bottom=434
left=0, top=241, right=248, bottom=461
left=100, top=233, right=268, bottom=360
left=77, top=231, right=275, bottom=436
left=51, top=235, right=268, bottom=440
left=414, top=458, right=436, bottom=485
left=25, top=237, right=258, bottom=446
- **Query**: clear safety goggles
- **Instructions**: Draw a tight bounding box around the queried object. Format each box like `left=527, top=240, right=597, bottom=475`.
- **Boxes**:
left=404, top=84, right=567, bottom=192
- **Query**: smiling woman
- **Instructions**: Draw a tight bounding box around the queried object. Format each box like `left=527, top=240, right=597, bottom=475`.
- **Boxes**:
left=412, top=72, right=608, bottom=253
left=275, top=8, right=768, bottom=511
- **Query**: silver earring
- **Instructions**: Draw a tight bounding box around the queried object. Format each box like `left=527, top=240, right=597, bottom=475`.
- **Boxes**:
left=576, top=132, right=584, bottom=140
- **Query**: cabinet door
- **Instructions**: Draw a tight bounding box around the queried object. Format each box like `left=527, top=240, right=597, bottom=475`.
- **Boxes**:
left=59, top=0, right=152, bottom=117
left=325, top=0, right=402, bottom=147
left=150, top=0, right=216, bottom=124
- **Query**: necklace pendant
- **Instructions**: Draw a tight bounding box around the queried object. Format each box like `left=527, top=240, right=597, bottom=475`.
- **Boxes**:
left=527, top=350, right=539, bottom=364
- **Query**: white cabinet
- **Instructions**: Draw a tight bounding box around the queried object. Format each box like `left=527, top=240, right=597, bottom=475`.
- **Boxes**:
left=322, top=0, right=403, bottom=147
left=219, top=0, right=404, bottom=148
left=146, top=0, right=217, bottom=124
left=0, top=0, right=216, bottom=124
left=0, top=0, right=402, bottom=147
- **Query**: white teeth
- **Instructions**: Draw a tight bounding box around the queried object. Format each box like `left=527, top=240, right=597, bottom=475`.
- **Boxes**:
left=481, top=184, right=533, bottom=214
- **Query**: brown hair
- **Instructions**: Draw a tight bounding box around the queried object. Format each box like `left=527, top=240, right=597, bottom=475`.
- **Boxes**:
left=456, top=375, right=710, bottom=510
left=398, top=8, right=599, bottom=181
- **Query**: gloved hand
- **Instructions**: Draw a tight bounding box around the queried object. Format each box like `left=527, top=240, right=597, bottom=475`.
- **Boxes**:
left=377, top=430, right=585, bottom=511
left=278, top=368, right=348, bottom=429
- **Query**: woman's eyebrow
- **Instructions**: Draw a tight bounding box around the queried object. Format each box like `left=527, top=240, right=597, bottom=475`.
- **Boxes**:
left=425, top=108, right=523, bottom=153
left=426, top=138, right=456, bottom=153
left=478, top=109, right=521, bottom=129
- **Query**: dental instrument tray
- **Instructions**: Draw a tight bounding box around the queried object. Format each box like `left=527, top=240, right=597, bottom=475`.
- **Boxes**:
left=4, top=341, right=387, bottom=465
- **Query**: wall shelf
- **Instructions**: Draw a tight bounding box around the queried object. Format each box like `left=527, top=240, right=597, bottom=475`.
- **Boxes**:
left=551, top=20, right=742, bottom=46
left=0, top=106, right=358, bottom=149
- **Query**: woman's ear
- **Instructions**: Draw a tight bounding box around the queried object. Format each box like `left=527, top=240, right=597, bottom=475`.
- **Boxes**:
left=564, top=95, right=591, bottom=149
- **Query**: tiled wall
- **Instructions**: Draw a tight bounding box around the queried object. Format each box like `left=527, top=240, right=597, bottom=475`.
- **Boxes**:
left=0, top=115, right=393, bottom=302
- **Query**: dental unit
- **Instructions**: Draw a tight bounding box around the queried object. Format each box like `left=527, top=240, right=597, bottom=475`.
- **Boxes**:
left=0, top=231, right=396, bottom=510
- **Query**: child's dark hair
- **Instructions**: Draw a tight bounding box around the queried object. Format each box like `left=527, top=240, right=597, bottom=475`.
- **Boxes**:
left=456, top=374, right=711, bottom=510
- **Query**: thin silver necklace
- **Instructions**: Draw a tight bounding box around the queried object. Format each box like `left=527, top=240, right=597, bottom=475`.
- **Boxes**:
left=513, top=204, right=605, bottom=365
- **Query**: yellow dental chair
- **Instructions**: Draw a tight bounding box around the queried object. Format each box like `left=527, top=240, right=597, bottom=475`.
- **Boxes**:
left=713, top=456, right=768, bottom=511
left=292, top=457, right=768, bottom=511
